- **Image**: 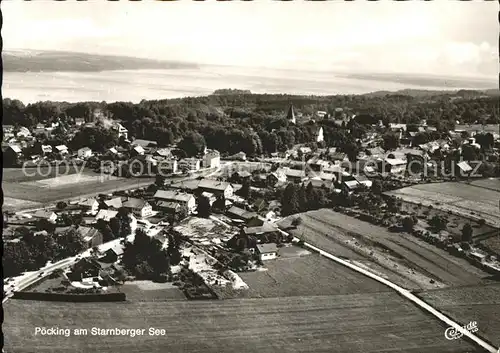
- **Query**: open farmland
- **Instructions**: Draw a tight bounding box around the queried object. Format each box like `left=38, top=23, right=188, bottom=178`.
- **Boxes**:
left=3, top=168, right=154, bottom=211
left=280, top=209, right=493, bottom=289
left=240, top=253, right=389, bottom=298
left=419, top=283, right=500, bottom=347
left=385, top=180, right=500, bottom=228
left=3, top=292, right=480, bottom=353
left=120, top=281, right=186, bottom=302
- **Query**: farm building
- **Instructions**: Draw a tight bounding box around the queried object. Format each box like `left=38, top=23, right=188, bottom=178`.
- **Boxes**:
left=78, top=198, right=100, bottom=214
left=157, top=201, right=183, bottom=215
left=198, top=179, right=234, bottom=198
left=102, top=197, right=123, bottom=210
left=32, top=210, right=58, bottom=223
left=154, top=190, right=197, bottom=213
left=256, top=244, right=278, bottom=261
left=379, top=158, right=407, bottom=174
left=95, top=209, right=118, bottom=222
left=243, top=222, right=278, bottom=237
left=123, top=198, right=153, bottom=218
left=75, top=226, right=104, bottom=248
left=283, top=168, right=307, bottom=184
left=227, top=206, right=259, bottom=224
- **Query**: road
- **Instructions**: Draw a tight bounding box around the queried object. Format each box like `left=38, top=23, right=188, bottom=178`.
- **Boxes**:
left=275, top=227, right=499, bottom=353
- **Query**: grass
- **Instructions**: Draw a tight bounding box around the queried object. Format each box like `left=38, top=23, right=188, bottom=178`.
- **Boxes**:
left=419, top=283, right=500, bottom=347
left=3, top=169, right=154, bottom=210
left=120, top=281, right=186, bottom=302
left=240, top=254, right=389, bottom=298
left=3, top=292, right=479, bottom=353
left=281, top=209, right=492, bottom=288
left=385, top=180, right=500, bottom=228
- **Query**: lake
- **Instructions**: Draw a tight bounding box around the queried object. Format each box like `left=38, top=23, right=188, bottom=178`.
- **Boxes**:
left=3, top=65, right=497, bottom=103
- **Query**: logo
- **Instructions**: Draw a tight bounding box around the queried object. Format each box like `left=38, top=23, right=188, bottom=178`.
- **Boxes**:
left=444, top=321, right=478, bottom=340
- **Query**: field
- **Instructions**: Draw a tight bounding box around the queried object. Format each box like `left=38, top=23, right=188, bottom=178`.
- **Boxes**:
left=385, top=180, right=500, bottom=228
left=3, top=292, right=479, bottom=353
left=3, top=168, right=154, bottom=211
left=240, top=253, right=389, bottom=298
left=120, top=281, right=186, bottom=302
left=419, top=283, right=500, bottom=347
left=280, top=209, right=493, bottom=289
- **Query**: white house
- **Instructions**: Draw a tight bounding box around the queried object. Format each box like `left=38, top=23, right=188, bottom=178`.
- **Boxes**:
left=77, top=147, right=92, bottom=159
left=17, top=126, right=31, bottom=138
left=203, top=149, right=221, bottom=169
left=78, top=198, right=100, bottom=214
left=179, top=158, right=201, bottom=172
left=154, top=190, right=197, bottom=213
left=41, top=145, right=53, bottom=155
left=123, top=198, right=153, bottom=218
left=256, top=244, right=278, bottom=261
left=158, top=158, right=178, bottom=174
left=315, top=127, right=324, bottom=143
left=198, top=179, right=234, bottom=198
left=55, top=145, right=69, bottom=155
left=113, top=123, right=128, bottom=139
left=32, top=210, right=57, bottom=223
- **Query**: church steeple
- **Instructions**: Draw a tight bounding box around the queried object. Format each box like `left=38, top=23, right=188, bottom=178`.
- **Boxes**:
left=287, top=104, right=296, bottom=124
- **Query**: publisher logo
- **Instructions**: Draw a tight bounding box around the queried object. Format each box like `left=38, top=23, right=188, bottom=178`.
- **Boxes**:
left=444, top=321, right=478, bottom=340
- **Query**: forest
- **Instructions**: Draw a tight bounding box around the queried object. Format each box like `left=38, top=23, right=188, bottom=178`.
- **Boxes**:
left=3, top=90, right=499, bottom=158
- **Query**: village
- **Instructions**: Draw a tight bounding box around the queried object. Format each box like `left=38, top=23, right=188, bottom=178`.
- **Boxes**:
left=3, top=100, right=500, bottom=303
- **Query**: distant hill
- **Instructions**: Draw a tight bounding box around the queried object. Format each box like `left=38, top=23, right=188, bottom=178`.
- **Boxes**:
left=3, top=50, right=199, bottom=73
left=364, top=88, right=500, bottom=98
left=212, top=89, right=252, bottom=95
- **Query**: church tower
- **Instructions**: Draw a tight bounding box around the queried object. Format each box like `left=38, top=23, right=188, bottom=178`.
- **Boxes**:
left=287, top=104, right=296, bottom=124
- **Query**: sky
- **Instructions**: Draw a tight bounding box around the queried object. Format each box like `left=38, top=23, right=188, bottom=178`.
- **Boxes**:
left=2, top=1, right=498, bottom=78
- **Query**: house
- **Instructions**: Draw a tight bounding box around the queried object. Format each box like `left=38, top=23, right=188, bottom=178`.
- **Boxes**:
left=256, top=244, right=278, bottom=261
left=113, top=123, right=128, bottom=139
left=67, top=258, right=102, bottom=281
left=103, top=197, right=123, bottom=209
left=55, top=145, right=69, bottom=155
left=203, top=149, right=221, bottom=169
left=328, top=151, right=348, bottom=162
left=198, top=179, right=234, bottom=198
left=266, top=170, right=287, bottom=187
left=284, top=168, right=307, bottom=183
left=158, top=158, right=178, bottom=174
left=156, top=201, right=183, bottom=215
left=231, top=171, right=252, bottom=183
left=155, top=148, right=172, bottom=159
left=456, top=161, right=473, bottom=177
left=102, top=245, right=124, bottom=263
left=286, top=104, right=297, bottom=124
left=123, top=198, right=153, bottom=218
left=132, top=145, right=145, bottom=156
left=179, top=158, right=201, bottom=172
left=74, top=118, right=85, bottom=126
left=75, top=226, right=104, bottom=248
left=227, top=206, right=259, bottom=223
left=244, top=222, right=278, bottom=237
left=95, top=209, right=119, bottom=222
left=77, top=147, right=92, bottom=159
left=314, top=126, right=324, bottom=143
left=154, top=190, right=197, bottom=213
left=353, top=175, right=372, bottom=188
left=3, top=125, right=14, bottom=133
left=379, top=158, right=407, bottom=174
left=317, top=110, right=328, bottom=119
left=252, top=198, right=268, bottom=213
left=78, top=198, right=100, bottom=214
left=131, top=139, right=157, bottom=149
left=341, top=180, right=361, bottom=195
left=305, top=179, right=335, bottom=190
left=201, top=191, right=217, bottom=206
left=4, top=145, right=23, bottom=166
left=32, top=210, right=58, bottom=223
left=228, top=151, right=246, bottom=161
left=41, top=145, right=53, bottom=155
left=17, top=126, right=31, bottom=138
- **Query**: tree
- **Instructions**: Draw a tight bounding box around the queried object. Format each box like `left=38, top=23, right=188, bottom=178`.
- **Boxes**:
left=281, top=183, right=301, bottom=216
left=461, top=223, right=473, bottom=243
left=382, top=133, right=400, bottom=150
left=291, top=217, right=303, bottom=228
left=178, top=132, right=206, bottom=157
left=402, top=216, right=416, bottom=232
left=238, top=178, right=251, bottom=199
left=56, top=201, right=67, bottom=210
left=196, top=196, right=211, bottom=218
left=429, top=215, right=448, bottom=232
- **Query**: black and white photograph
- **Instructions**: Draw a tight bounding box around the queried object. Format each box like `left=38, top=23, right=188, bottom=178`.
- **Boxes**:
left=2, top=1, right=500, bottom=352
